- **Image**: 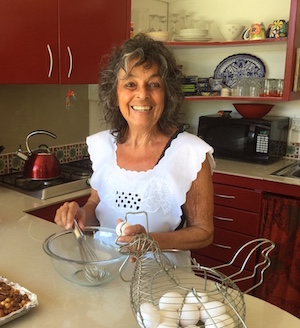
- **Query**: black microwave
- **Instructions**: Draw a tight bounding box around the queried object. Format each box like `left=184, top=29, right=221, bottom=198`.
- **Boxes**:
left=198, top=115, right=289, bottom=163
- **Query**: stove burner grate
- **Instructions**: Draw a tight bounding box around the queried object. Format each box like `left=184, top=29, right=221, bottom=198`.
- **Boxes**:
left=0, top=159, right=92, bottom=199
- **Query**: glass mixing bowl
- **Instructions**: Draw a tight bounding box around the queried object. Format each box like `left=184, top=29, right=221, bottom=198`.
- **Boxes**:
left=43, top=226, right=126, bottom=287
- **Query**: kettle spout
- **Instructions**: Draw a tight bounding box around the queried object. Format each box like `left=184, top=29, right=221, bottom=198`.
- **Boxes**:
left=16, top=145, right=28, bottom=161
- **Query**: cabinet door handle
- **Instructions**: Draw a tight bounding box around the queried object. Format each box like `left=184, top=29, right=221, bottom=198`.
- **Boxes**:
left=214, top=193, right=235, bottom=199
left=47, top=44, right=53, bottom=78
left=67, top=46, right=73, bottom=78
left=214, top=215, right=233, bottom=222
left=212, top=243, right=232, bottom=250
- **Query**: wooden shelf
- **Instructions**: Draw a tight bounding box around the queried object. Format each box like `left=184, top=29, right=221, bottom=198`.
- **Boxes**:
left=168, top=37, right=288, bottom=48
left=184, top=96, right=284, bottom=102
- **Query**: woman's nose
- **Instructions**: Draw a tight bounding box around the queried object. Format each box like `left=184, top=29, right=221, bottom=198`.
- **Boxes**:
left=136, top=85, right=149, bottom=99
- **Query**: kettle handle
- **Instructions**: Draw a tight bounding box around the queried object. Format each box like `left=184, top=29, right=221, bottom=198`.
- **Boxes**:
left=25, top=130, right=57, bottom=154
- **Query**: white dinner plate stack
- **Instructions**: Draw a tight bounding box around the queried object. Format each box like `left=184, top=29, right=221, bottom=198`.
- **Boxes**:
left=176, top=28, right=211, bottom=41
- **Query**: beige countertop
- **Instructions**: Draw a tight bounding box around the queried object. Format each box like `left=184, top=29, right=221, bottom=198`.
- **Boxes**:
left=0, top=159, right=300, bottom=327
left=0, top=205, right=299, bottom=327
left=213, top=157, right=300, bottom=186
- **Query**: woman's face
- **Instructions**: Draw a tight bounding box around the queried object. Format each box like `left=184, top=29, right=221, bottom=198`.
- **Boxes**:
left=116, top=59, right=166, bottom=132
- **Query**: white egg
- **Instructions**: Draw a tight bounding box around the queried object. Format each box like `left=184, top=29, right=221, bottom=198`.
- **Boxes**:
left=159, top=308, right=178, bottom=323
left=185, top=291, right=208, bottom=308
left=205, top=313, right=235, bottom=328
left=200, top=301, right=226, bottom=322
left=140, top=302, right=157, bottom=312
left=157, top=322, right=178, bottom=328
left=116, top=221, right=131, bottom=236
left=137, top=302, right=160, bottom=328
left=179, top=303, right=200, bottom=327
left=159, top=292, right=184, bottom=311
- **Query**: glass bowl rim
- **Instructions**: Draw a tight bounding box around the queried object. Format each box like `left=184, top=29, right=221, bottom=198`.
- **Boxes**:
left=42, top=226, right=126, bottom=265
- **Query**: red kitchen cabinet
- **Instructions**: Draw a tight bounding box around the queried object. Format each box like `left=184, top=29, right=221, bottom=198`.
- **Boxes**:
left=0, top=0, right=130, bottom=84
left=59, top=0, right=130, bottom=84
left=0, top=1, right=59, bottom=83
left=191, top=182, right=262, bottom=292
left=27, top=194, right=90, bottom=222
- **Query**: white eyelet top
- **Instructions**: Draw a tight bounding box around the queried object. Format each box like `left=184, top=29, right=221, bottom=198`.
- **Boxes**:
left=87, top=130, right=215, bottom=266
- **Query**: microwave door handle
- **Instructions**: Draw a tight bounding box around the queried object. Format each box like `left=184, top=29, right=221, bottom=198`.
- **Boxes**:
left=245, top=125, right=256, bottom=153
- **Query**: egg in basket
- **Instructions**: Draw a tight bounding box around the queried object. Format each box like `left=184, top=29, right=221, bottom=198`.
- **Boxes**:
left=116, top=212, right=275, bottom=328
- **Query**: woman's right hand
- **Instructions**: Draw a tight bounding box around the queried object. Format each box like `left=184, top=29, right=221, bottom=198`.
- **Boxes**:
left=54, top=201, right=86, bottom=230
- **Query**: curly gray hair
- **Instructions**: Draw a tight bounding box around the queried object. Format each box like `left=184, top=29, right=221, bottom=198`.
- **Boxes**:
left=98, top=33, right=185, bottom=142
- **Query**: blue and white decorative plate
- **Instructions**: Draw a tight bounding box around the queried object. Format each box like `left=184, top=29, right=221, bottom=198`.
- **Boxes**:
left=213, top=53, right=266, bottom=88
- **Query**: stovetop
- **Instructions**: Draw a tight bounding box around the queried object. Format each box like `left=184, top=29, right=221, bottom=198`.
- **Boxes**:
left=0, top=159, right=92, bottom=200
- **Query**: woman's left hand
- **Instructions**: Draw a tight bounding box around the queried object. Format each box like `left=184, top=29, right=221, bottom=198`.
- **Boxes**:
left=116, top=219, right=148, bottom=262
left=116, top=218, right=147, bottom=241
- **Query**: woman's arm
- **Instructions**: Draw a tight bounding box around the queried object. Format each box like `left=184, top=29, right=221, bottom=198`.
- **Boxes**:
left=118, top=156, right=214, bottom=251
left=54, top=188, right=100, bottom=230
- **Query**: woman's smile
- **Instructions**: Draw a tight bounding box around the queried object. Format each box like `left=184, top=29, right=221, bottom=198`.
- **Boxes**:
left=131, top=105, right=152, bottom=112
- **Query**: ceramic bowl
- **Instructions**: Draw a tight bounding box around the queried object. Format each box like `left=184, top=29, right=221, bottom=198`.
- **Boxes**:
left=218, top=24, right=245, bottom=41
left=233, top=103, right=274, bottom=118
left=43, top=226, right=126, bottom=287
left=146, top=31, right=169, bottom=41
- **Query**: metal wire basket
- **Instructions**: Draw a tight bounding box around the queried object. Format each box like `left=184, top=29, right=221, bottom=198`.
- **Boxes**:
left=117, top=212, right=275, bottom=328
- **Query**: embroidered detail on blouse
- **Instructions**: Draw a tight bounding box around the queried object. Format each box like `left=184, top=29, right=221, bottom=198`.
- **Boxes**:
left=115, top=191, right=141, bottom=211
left=101, top=166, right=174, bottom=215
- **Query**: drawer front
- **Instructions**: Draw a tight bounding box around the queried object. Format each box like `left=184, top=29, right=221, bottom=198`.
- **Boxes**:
left=194, top=227, right=257, bottom=270
left=191, top=253, right=254, bottom=293
left=214, top=204, right=259, bottom=237
left=214, top=183, right=261, bottom=212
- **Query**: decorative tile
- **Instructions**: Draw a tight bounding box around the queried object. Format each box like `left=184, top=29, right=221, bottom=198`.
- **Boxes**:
left=8, top=153, right=25, bottom=172
left=53, top=147, right=66, bottom=163
left=286, top=142, right=300, bottom=159
left=0, top=155, right=8, bottom=175
left=81, top=144, right=89, bottom=157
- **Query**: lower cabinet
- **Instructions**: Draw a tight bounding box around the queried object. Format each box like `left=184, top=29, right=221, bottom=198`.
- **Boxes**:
left=26, top=194, right=90, bottom=222
left=191, top=182, right=262, bottom=292
left=253, top=193, right=300, bottom=318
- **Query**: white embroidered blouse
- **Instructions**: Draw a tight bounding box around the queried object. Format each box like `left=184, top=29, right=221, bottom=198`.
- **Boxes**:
left=86, top=130, right=215, bottom=266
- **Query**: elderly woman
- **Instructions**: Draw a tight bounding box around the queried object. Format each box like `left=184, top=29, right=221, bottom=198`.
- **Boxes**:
left=55, top=33, right=215, bottom=265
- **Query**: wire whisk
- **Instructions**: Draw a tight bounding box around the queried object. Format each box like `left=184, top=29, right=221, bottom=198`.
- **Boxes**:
left=73, top=219, right=107, bottom=282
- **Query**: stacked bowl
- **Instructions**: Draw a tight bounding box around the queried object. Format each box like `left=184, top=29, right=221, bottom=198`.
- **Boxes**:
left=177, top=28, right=210, bottom=41
left=146, top=31, right=169, bottom=41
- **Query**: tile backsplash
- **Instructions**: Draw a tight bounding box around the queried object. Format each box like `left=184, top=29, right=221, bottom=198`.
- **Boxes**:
left=0, top=142, right=88, bottom=175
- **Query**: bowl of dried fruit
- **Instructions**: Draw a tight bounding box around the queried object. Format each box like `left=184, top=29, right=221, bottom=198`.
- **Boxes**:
left=43, top=226, right=126, bottom=287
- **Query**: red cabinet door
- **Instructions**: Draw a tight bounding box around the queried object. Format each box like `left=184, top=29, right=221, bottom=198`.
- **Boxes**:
left=27, top=194, right=90, bottom=222
left=0, top=0, right=130, bottom=84
left=59, top=0, right=131, bottom=84
left=0, top=0, right=59, bottom=83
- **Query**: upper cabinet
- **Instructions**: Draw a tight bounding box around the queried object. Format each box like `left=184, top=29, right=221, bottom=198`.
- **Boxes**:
left=0, top=0, right=131, bottom=84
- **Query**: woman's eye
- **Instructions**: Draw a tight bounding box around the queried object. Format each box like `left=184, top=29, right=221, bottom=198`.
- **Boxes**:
left=149, top=82, right=160, bottom=88
left=124, top=82, right=135, bottom=88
